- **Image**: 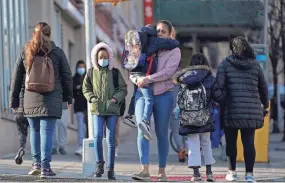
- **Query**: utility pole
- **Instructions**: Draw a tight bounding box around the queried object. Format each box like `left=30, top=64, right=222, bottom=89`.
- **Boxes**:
left=85, top=0, right=96, bottom=139
left=82, top=0, right=97, bottom=177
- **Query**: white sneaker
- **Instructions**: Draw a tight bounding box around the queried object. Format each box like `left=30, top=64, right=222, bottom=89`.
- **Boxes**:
left=115, top=148, right=119, bottom=157
left=225, top=171, right=238, bottom=182
left=138, top=120, right=151, bottom=140
left=75, top=147, right=82, bottom=156
left=123, top=115, right=137, bottom=128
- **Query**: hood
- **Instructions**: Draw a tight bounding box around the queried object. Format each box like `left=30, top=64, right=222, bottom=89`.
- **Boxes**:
left=226, top=55, right=258, bottom=70
left=172, top=65, right=211, bottom=85
left=137, top=26, right=157, bottom=37
left=91, top=42, right=114, bottom=70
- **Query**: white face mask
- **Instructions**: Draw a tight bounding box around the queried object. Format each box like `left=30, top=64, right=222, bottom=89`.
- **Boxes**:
left=98, top=59, right=109, bottom=67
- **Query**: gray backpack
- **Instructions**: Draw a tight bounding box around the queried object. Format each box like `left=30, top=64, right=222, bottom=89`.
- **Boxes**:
left=177, top=83, right=211, bottom=126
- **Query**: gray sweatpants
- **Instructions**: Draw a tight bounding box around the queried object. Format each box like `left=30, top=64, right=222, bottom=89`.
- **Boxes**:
left=53, top=109, right=69, bottom=149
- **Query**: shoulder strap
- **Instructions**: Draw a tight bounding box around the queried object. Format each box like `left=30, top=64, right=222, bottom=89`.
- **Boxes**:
left=87, top=68, right=94, bottom=84
left=112, top=68, right=119, bottom=88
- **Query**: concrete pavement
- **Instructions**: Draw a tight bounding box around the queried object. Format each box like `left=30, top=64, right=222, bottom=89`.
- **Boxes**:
left=0, top=126, right=285, bottom=182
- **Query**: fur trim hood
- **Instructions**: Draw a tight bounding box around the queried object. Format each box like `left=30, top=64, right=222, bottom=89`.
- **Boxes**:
left=91, top=42, right=114, bottom=70
left=172, top=65, right=210, bottom=83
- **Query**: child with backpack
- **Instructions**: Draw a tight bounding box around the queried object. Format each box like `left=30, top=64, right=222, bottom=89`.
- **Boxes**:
left=82, top=42, right=127, bottom=180
left=172, top=53, right=216, bottom=182
left=122, top=25, right=179, bottom=140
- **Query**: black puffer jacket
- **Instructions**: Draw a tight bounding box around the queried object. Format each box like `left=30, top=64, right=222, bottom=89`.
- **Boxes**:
left=212, top=55, right=269, bottom=129
left=73, top=73, right=87, bottom=113
left=10, top=42, right=73, bottom=119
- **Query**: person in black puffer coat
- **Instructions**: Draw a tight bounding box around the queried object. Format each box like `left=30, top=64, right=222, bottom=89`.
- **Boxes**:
left=212, top=36, right=269, bottom=182
left=73, top=60, right=88, bottom=156
left=172, top=53, right=216, bottom=182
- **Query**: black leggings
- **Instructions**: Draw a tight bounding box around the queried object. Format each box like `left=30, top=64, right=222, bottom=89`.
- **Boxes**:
left=224, top=128, right=256, bottom=173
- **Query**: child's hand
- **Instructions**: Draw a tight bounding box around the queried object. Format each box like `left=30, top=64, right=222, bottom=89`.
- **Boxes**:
left=137, top=77, right=149, bottom=88
left=111, top=98, right=118, bottom=103
left=172, top=78, right=178, bottom=85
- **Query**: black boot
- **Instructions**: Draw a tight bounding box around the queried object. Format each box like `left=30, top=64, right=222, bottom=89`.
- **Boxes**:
left=94, top=162, right=104, bottom=177
left=107, top=168, right=116, bottom=180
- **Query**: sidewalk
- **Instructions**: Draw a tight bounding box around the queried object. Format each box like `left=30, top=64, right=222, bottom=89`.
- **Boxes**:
left=0, top=129, right=285, bottom=182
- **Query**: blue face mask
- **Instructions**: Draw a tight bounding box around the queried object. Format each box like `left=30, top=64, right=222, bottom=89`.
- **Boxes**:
left=77, top=68, right=86, bottom=76
left=98, top=59, right=109, bottom=67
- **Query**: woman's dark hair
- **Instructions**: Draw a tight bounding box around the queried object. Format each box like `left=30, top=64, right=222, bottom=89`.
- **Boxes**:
left=96, top=48, right=108, bottom=60
left=157, top=20, right=173, bottom=33
left=76, top=60, right=85, bottom=68
left=189, top=53, right=209, bottom=66
left=230, top=36, right=255, bottom=59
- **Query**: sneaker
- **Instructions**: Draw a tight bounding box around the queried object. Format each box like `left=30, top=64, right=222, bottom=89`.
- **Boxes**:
left=178, top=148, right=186, bottom=162
left=59, top=147, right=67, bottom=155
left=40, top=168, right=56, bottom=178
left=245, top=173, right=256, bottom=183
left=225, top=171, right=238, bottom=182
left=15, top=148, right=25, bottom=165
left=138, top=120, right=151, bottom=140
left=191, top=176, right=202, bottom=182
left=157, top=174, right=167, bottom=182
left=28, top=163, right=41, bottom=175
left=75, top=147, right=82, bottom=156
left=207, top=173, right=216, bottom=182
left=132, top=172, right=151, bottom=181
left=123, top=115, right=137, bottom=128
left=52, top=148, right=57, bottom=155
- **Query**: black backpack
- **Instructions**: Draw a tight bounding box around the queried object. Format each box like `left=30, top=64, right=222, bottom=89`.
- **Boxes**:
left=112, top=68, right=126, bottom=117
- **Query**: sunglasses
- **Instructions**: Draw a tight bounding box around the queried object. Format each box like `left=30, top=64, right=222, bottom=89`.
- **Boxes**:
left=157, top=29, right=167, bottom=34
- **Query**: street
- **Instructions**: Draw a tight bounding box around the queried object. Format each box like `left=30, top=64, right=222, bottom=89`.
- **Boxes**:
left=0, top=129, right=285, bottom=182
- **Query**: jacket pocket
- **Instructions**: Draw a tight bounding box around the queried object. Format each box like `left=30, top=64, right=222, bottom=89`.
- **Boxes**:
left=106, top=100, right=119, bottom=114
left=90, top=99, right=99, bottom=113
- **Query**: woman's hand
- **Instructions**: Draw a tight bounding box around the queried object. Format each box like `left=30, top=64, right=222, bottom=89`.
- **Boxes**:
left=137, top=77, right=149, bottom=88
left=11, top=108, right=18, bottom=113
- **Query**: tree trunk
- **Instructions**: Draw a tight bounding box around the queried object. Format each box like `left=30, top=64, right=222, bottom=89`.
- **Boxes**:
left=272, top=63, right=280, bottom=133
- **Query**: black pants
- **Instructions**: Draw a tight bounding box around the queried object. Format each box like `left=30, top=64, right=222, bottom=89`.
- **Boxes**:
left=224, top=128, right=256, bottom=173
left=15, top=113, right=29, bottom=149
left=83, top=111, right=89, bottom=138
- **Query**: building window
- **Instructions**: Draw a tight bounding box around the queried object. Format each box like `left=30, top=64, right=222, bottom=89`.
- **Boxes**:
left=0, top=0, right=28, bottom=119
left=54, top=7, right=62, bottom=48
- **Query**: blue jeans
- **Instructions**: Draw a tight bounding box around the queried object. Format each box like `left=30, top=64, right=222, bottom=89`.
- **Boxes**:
left=138, top=85, right=154, bottom=122
left=27, top=117, right=57, bottom=169
left=135, top=90, right=174, bottom=168
left=128, top=84, right=138, bottom=116
left=93, top=115, right=118, bottom=169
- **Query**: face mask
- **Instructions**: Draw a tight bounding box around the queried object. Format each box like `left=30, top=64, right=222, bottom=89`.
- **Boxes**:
left=98, top=59, right=109, bottom=67
left=77, top=68, right=86, bottom=76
